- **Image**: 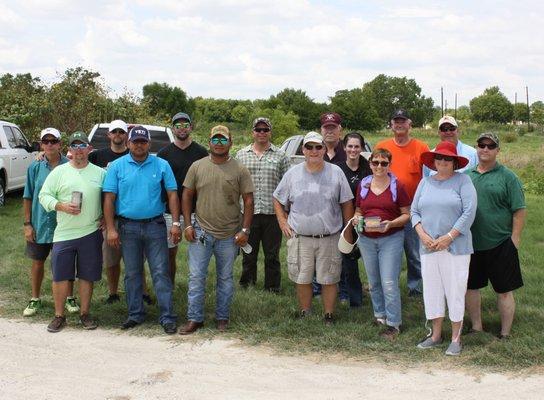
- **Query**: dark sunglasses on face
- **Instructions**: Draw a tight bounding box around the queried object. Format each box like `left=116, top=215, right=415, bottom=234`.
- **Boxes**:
left=371, top=160, right=390, bottom=167
left=174, top=122, right=191, bottom=129
left=70, top=143, right=89, bottom=149
left=440, top=126, right=457, bottom=132
left=210, top=137, right=229, bottom=145
left=477, top=142, right=498, bottom=150
left=41, top=139, right=60, bottom=145
left=434, top=154, right=454, bottom=162
left=111, top=129, right=126, bottom=134
left=304, top=144, right=324, bottom=151
left=254, top=128, right=270, bottom=133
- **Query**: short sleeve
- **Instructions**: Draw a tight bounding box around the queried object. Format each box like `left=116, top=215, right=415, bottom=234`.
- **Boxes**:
left=183, top=163, right=197, bottom=190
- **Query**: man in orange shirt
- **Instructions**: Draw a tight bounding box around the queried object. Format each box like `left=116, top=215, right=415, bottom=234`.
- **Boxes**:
left=375, top=109, right=429, bottom=296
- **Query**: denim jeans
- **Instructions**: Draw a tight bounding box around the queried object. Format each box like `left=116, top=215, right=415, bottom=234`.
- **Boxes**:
left=187, top=223, right=239, bottom=322
left=404, top=223, right=422, bottom=293
left=357, top=230, right=404, bottom=328
left=339, top=254, right=363, bottom=307
left=119, top=216, right=176, bottom=325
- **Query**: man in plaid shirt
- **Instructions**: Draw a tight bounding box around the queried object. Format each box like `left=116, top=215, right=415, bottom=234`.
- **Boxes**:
left=235, top=117, right=291, bottom=292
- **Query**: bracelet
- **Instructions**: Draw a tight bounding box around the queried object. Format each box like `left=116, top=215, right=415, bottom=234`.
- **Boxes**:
left=447, top=232, right=454, bottom=241
left=184, top=225, right=194, bottom=231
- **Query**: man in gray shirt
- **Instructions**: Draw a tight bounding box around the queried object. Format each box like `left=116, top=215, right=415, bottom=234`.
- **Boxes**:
left=273, top=131, right=353, bottom=324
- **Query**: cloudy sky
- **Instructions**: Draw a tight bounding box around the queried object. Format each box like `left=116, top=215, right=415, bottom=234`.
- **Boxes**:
left=1, top=0, right=542, bottom=106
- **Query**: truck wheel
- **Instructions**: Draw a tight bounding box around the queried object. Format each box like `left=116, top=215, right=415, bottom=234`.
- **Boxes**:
left=0, top=176, right=5, bottom=206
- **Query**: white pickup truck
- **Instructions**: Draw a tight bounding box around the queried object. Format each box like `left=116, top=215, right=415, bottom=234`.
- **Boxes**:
left=0, top=121, right=39, bottom=206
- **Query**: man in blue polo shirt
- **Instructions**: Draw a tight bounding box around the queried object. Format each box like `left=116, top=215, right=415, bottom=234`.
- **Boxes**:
left=103, top=125, right=181, bottom=334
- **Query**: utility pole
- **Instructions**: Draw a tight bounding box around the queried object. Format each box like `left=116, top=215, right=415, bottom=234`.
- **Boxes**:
left=526, top=86, right=530, bottom=131
left=454, top=93, right=458, bottom=119
left=441, top=87, right=444, bottom=117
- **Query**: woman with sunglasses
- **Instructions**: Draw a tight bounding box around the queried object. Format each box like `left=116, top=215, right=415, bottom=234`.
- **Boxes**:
left=352, top=148, right=410, bottom=339
left=337, top=132, right=371, bottom=308
left=411, top=141, right=477, bottom=356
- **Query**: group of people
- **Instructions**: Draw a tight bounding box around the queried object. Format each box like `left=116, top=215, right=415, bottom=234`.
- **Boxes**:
left=21, top=108, right=526, bottom=356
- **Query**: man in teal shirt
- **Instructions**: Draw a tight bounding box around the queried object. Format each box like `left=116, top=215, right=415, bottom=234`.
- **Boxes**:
left=39, top=132, right=106, bottom=333
left=466, top=133, right=526, bottom=339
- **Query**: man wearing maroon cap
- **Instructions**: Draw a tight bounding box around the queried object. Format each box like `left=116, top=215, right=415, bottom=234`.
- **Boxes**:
left=320, top=112, right=346, bottom=164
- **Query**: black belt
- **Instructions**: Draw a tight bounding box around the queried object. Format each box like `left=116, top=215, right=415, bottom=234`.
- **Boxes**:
left=294, top=231, right=339, bottom=238
left=117, top=215, right=163, bottom=223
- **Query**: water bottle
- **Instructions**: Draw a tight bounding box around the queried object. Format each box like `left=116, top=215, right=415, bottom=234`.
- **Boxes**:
left=357, top=216, right=365, bottom=234
left=241, top=243, right=253, bottom=254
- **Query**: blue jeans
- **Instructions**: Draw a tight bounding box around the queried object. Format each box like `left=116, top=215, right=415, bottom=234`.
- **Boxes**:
left=119, top=217, right=176, bottom=325
left=357, top=230, right=404, bottom=328
left=404, top=223, right=422, bottom=293
left=339, top=254, right=363, bottom=307
left=187, top=223, right=239, bottom=322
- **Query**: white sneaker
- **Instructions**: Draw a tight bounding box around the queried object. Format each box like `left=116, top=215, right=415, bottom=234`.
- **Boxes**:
left=65, top=297, right=80, bottom=314
left=23, top=298, right=42, bottom=316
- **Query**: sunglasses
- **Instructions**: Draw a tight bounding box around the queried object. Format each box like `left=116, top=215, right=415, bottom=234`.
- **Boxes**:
left=370, top=160, right=390, bottom=167
left=254, top=128, right=271, bottom=133
left=477, top=142, right=498, bottom=150
left=70, top=143, right=89, bottom=149
left=210, top=137, right=229, bottom=145
left=41, top=139, right=60, bottom=145
left=111, top=129, right=127, bottom=134
left=435, top=154, right=454, bottom=162
left=174, top=122, right=191, bottom=129
left=440, top=126, right=457, bottom=132
left=304, top=144, right=324, bottom=151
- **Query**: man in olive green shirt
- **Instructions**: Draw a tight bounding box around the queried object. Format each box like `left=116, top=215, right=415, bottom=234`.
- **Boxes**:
left=466, top=133, right=526, bottom=339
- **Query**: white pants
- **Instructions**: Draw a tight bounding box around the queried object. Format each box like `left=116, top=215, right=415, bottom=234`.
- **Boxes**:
left=421, top=250, right=470, bottom=322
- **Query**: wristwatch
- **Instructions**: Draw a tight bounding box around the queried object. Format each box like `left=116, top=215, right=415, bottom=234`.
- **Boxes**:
left=241, top=228, right=250, bottom=235
left=172, top=222, right=181, bottom=227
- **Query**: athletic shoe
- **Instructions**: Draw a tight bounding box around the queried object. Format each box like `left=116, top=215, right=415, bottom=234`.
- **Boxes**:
left=323, top=313, right=335, bottom=326
left=445, top=341, right=462, bottom=356
left=47, top=315, right=66, bottom=333
left=79, top=314, right=98, bottom=330
left=417, top=336, right=443, bottom=349
left=23, top=298, right=42, bottom=317
left=380, top=326, right=400, bottom=340
left=65, top=297, right=80, bottom=314
left=105, top=294, right=121, bottom=304
left=373, top=317, right=387, bottom=326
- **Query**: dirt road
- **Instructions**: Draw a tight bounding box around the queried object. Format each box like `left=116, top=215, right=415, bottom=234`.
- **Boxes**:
left=0, top=318, right=542, bottom=400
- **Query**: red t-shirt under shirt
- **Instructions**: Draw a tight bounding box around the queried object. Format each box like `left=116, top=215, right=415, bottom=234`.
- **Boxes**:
left=355, top=181, right=411, bottom=238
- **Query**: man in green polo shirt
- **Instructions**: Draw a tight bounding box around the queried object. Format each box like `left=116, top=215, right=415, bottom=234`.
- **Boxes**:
left=466, top=133, right=526, bottom=339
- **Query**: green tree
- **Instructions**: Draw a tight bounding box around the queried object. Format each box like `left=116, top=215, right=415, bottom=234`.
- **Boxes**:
left=531, top=101, right=544, bottom=125
left=513, top=102, right=530, bottom=123
left=329, top=88, right=381, bottom=131
left=469, top=86, right=513, bottom=124
left=455, top=105, right=472, bottom=122
left=251, top=107, right=299, bottom=144
left=142, top=82, right=192, bottom=120
left=361, top=74, right=435, bottom=127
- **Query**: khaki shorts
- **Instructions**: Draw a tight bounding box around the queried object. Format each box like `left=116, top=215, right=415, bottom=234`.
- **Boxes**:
left=286, top=233, right=342, bottom=285
left=102, top=221, right=122, bottom=268
left=164, top=213, right=195, bottom=249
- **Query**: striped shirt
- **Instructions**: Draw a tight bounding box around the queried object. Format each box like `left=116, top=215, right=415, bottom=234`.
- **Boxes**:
left=235, top=143, right=290, bottom=214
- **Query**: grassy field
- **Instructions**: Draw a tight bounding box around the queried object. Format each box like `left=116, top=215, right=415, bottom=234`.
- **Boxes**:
left=1, top=128, right=543, bottom=373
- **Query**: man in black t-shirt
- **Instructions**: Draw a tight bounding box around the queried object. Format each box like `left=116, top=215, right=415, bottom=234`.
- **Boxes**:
left=157, top=112, right=208, bottom=284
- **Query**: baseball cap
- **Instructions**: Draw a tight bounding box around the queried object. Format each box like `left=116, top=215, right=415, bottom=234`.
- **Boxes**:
left=128, top=125, right=150, bottom=142
left=320, top=112, right=342, bottom=126
left=210, top=125, right=230, bottom=139
left=109, top=119, right=128, bottom=133
left=40, top=127, right=61, bottom=140
left=303, top=131, right=324, bottom=145
left=172, top=112, right=191, bottom=124
left=68, top=131, right=89, bottom=145
left=438, top=115, right=458, bottom=128
left=252, top=117, right=272, bottom=129
left=477, top=132, right=500, bottom=146
left=391, top=109, right=410, bottom=120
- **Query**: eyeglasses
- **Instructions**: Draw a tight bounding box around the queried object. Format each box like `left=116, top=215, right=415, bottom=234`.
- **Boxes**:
left=111, top=129, right=126, bottom=134
left=304, top=144, right=324, bottom=151
left=41, top=139, right=60, bottom=145
left=210, top=137, right=229, bottom=145
left=254, top=128, right=271, bottom=133
left=434, top=154, right=455, bottom=162
left=440, top=126, right=457, bottom=132
left=370, top=160, right=390, bottom=167
left=69, top=143, right=89, bottom=149
left=174, top=122, right=191, bottom=129
left=477, top=142, right=498, bottom=150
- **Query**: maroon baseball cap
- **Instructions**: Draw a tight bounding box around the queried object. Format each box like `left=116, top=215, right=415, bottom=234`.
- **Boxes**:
left=320, top=112, right=342, bottom=126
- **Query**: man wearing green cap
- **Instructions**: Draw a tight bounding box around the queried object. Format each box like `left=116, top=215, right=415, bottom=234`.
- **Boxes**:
left=39, top=131, right=106, bottom=333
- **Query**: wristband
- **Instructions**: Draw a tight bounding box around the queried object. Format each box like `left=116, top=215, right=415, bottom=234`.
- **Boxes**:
left=447, top=232, right=454, bottom=241
left=184, top=225, right=194, bottom=231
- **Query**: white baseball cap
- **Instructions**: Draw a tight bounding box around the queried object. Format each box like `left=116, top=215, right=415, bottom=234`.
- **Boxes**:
left=40, top=127, right=61, bottom=139
left=109, top=119, right=128, bottom=133
left=438, top=115, right=458, bottom=128
left=303, top=131, right=324, bottom=145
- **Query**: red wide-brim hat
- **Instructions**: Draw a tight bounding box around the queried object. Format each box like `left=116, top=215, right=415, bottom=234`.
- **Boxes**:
left=421, top=141, right=469, bottom=171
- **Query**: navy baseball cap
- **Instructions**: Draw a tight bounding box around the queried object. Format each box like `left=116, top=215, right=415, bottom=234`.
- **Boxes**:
left=128, top=125, right=150, bottom=142
left=391, top=109, right=410, bottom=120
